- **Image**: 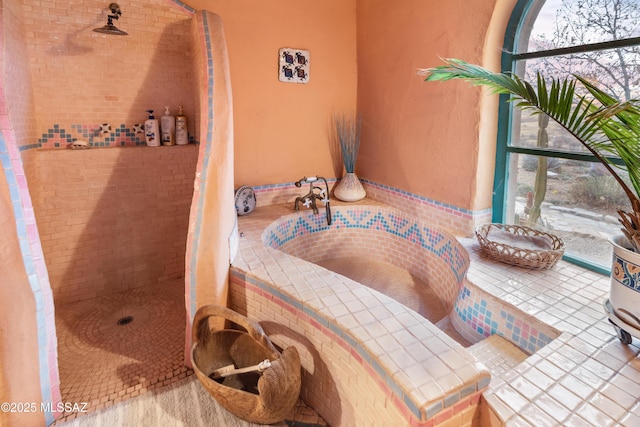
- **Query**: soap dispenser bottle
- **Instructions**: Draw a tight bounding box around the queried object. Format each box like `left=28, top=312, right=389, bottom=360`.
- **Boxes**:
left=161, top=106, right=175, bottom=146
left=145, top=110, right=160, bottom=147
left=175, top=106, right=188, bottom=145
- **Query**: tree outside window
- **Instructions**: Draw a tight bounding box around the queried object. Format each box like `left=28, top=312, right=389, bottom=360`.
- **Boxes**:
left=501, top=0, right=640, bottom=270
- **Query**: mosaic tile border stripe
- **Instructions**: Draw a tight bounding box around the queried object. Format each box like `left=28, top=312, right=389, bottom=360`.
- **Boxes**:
left=453, top=282, right=559, bottom=354
left=169, top=0, right=196, bottom=14
left=187, top=11, right=216, bottom=321
left=20, top=123, right=197, bottom=150
left=251, top=178, right=488, bottom=218
left=263, top=207, right=469, bottom=283
left=360, top=178, right=489, bottom=219
left=0, top=127, right=59, bottom=424
left=230, top=269, right=489, bottom=424
left=251, top=178, right=493, bottom=237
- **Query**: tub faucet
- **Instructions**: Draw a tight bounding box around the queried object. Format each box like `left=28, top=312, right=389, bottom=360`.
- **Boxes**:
left=293, top=176, right=332, bottom=225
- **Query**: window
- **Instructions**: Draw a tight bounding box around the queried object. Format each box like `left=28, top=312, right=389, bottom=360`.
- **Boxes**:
left=496, top=0, right=640, bottom=273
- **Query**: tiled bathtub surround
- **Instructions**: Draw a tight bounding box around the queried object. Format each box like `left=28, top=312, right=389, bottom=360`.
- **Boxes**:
left=232, top=202, right=491, bottom=426
left=231, top=201, right=640, bottom=426
left=262, top=201, right=558, bottom=355
left=462, top=239, right=640, bottom=426
left=251, top=178, right=492, bottom=237
left=452, top=282, right=560, bottom=354
left=263, top=205, right=469, bottom=310
left=361, top=180, right=492, bottom=237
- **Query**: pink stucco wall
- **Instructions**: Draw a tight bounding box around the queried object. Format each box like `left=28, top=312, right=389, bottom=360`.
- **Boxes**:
left=182, top=10, right=236, bottom=364
left=356, top=0, right=503, bottom=212
left=194, top=0, right=512, bottom=213
left=189, top=0, right=358, bottom=187
left=1, top=0, right=52, bottom=424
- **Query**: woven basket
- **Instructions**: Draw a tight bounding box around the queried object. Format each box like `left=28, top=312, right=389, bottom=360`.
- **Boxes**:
left=475, top=223, right=565, bottom=269
left=191, top=305, right=301, bottom=424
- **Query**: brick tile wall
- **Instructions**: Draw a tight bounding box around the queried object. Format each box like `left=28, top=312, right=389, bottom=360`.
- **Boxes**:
left=21, top=0, right=197, bottom=148
left=4, top=0, right=38, bottom=151
left=27, top=145, right=197, bottom=305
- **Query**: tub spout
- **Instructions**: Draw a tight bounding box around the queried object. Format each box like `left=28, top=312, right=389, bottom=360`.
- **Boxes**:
left=293, top=176, right=332, bottom=225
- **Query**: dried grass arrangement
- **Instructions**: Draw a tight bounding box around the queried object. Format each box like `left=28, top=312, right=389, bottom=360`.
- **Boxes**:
left=334, top=112, right=363, bottom=174
left=332, top=112, right=366, bottom=201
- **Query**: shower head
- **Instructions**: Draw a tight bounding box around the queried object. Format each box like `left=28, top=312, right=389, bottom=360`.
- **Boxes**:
left=92, top=22, right=128, bottom=36
left=93, top=3, right=128, bottom=36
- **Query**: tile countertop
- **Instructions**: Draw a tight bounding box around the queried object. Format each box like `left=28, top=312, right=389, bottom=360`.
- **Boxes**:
left=460, top=238, right=640, bottom=426
left=232, top=201, right=490, bottom=424
left=235, top=200, right=640, bottom=426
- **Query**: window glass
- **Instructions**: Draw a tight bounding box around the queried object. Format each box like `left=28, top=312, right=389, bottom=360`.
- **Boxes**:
left=524, top=0, right=640, bottom=53
left=510, top=108, right=588, bottom=153
left=501, top=0, right=640, bottom=271
left=506, top=154, right=622, bottom=266
left=517, top=50, right=640, bottom=103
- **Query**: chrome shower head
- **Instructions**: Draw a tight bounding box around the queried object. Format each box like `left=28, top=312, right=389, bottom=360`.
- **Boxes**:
left=93, top=3, right=128, bottom=36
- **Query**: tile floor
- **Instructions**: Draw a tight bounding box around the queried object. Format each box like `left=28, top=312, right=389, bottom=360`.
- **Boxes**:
left=53, top=279, right=188, bottom=424
left=57, top=375, right=327, bottom=427
left=53, top=278, right=327, bottom=426
left=459, top=237, right=640, bottom=426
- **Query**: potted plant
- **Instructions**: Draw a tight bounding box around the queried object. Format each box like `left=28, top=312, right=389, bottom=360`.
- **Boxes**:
left=333, top=112, right=366, bottom=202
left=421, top=58, right=640, bottom=342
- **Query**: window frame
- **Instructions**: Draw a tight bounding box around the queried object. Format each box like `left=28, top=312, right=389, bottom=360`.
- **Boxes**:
left=494, top=0, right=640, bottom=275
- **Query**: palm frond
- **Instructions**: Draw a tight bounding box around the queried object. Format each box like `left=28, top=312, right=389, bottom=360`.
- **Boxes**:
left=421, top=58, right=640, bottom=209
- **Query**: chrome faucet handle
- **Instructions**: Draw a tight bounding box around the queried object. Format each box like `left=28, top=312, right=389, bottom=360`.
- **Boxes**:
left=320, top=196, right=330, bottom=206
left=302, top=198, right=313, bottom=208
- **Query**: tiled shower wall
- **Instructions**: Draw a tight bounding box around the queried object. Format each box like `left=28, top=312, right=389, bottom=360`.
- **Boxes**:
left=26, top=145, right=198, bottom=305
left=21, top=0, right=197, bottom=149
left=3, top=0, right=38, bottom=149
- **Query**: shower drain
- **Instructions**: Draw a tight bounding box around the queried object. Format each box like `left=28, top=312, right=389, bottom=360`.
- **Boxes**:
left=116, top=315, right=134, bottom=326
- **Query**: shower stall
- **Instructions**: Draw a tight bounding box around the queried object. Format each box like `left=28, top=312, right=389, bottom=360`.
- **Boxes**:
left=0, top=1, right=237, bottom=424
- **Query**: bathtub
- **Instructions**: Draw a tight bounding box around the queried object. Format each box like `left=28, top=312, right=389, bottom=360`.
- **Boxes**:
left=230, top=202, right=557, bottom=426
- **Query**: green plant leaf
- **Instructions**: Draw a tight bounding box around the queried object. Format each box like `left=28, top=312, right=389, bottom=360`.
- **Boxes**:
left=421, top=58, right=640, bottom=212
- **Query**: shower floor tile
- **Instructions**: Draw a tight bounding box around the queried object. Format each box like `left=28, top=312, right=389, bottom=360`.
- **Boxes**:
left=53, top=279, right=186, bottom=424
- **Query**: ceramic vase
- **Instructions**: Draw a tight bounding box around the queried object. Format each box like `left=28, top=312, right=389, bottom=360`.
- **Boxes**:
left=333, top=172, right=366, bottom=202
left=609, top=234, right=640, bottom=324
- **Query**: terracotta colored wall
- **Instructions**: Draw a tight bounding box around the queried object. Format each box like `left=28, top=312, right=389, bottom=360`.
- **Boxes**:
left=188, top=0, right=357, bottom=187
left=3, top=0, right=38, bottom=150
left=1, top=0, right=53, bottom=423
left=23, top=0, right=197, bottom=148
left=356, top=0, right=501, bottom=212
left=0, top=153, right=44, bottom=427
left=27, top=146, right=198, bottom=305
left=183, top=11, right=236, bottom=363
